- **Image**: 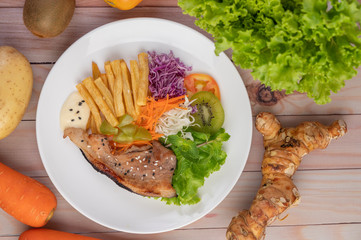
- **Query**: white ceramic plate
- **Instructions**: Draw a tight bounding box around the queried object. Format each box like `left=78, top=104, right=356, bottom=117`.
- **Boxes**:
left=36, top=18, right=252, bottom=234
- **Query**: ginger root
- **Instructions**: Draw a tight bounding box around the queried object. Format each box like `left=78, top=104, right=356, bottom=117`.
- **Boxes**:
left=226, top=112, right=347, bottom=240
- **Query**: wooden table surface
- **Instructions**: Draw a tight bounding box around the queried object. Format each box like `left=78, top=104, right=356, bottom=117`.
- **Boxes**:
left=1, top=1, right=361, bottom=239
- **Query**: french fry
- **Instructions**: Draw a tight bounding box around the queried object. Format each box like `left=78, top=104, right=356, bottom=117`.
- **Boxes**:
left=76, top=83, right=102, bottom=132
left=94, top=77, right=115, bottom=115
left=92, top=62, right=101, bottom=80
left=86, top=112, right=92, bottom=130
left=90, top=113, right=98, bottom=134
left=82, top=77, right=119, bottom=127
left=137, top=52, right=149, bottom=106
left=110, top=60, right=126, bottom=117
left=100, top=73, right=108, bottom=88
left=104, top=61, right=115, bottom=95
left=120, top=60, right=137, bottom=119
left=130, top=60, right=140, bottom=116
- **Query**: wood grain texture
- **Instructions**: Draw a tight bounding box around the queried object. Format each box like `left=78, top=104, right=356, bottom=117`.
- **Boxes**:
left=1, top=224, right=361, bottom=240
left=0, top=7, right=200, bottom=63
left=0, top=0, right=179, bottom=8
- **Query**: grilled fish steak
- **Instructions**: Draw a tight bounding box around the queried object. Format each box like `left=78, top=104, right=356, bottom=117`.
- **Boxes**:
left=63, top=127, right=177, bottom=198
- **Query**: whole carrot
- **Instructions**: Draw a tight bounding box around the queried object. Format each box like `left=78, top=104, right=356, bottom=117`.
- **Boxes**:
left=19, top=228, right=101, bottom=240
left=0, top=162, right=57, bottom=227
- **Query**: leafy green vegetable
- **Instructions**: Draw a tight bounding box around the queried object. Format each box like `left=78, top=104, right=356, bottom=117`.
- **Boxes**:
left=162, top=128, right=230, bottom=205
left=178, top=0, right=361, bottom=104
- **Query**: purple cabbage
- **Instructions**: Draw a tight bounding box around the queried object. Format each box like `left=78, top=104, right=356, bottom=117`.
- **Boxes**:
left=148, top=51, right=192, bottom=100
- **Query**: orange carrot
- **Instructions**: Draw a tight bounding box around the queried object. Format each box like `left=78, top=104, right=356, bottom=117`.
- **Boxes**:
left=136, top=95, right=186, bottom=135
left=19, top=228, right=101, bottom=240
left=0, top=162, right=57, bottom=227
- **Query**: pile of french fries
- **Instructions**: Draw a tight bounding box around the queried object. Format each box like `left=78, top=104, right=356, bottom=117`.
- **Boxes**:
left=76, top=52, right=149, bottom=133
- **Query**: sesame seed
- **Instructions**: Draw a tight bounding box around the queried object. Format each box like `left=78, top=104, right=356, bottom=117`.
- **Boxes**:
left=82, top=100, right=85, bottom=102
left=144, top=165, right=147, bottom=168
left=154, top=163, right=158, bottom=166
left=76, top=110, right=80, bottom=114
left=137, top=168, right=139, bottom=171
left=81, top=140, right=84, bottom=142
left=152, top=176, right=155, bottom=179
left=87, top=145, right=91, bottom=148
left=126, top=162, right=129, bottom=165
left=71, top=119, right=75, bottom=122
left=160, top=167, right=163, bottom=170
left=69, top=108, right=73, bottom=111
left=152, top=172, right=155, bottom=176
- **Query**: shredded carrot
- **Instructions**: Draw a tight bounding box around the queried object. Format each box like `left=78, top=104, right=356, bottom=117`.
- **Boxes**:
left=136, top=95, right=187, bottom=137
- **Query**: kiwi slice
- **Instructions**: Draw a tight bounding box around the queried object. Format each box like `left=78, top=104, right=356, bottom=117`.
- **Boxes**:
left=190, top=91, right=225, bottom=134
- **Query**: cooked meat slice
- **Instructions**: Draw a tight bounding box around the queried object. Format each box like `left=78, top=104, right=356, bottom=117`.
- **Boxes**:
left=63, top=127, right=177, bottom=198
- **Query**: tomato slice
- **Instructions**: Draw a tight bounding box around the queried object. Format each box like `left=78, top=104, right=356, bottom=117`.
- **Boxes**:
left=184, top=73, right=221, bottom=99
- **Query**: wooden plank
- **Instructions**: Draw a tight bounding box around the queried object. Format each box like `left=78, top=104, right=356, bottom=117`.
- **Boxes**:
left=0, top=170, right=360, bottom=237
left=0, top=7, right=201, bottom=63
left=22, top=64, right=52, bottom=121
left=0, top=0, right=179, bottom=7
left=1, top=224, right=360, bottom=240
left=244, top=114, right=361, bottom=172
left=244, top=67, right=361, bottom=116
left=0, top=121, right=44, bottom=176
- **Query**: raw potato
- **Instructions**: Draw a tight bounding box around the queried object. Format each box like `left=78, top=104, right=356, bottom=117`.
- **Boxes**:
left=0, top=46, right=33, bottom=140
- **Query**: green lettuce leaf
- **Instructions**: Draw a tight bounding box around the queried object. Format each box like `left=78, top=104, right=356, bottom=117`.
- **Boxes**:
left=161, top=128, right=230, bottom=205
left=178, top=0, right=361, bottom=104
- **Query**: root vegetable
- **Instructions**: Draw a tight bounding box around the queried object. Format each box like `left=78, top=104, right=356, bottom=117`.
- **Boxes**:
left=0, top=162, right=57, bottom=227
left=19, top=228, right=101, bottom=240
left=0, top=46, right=33, bottom=140
left=226, top=112, right=347, bottom=240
